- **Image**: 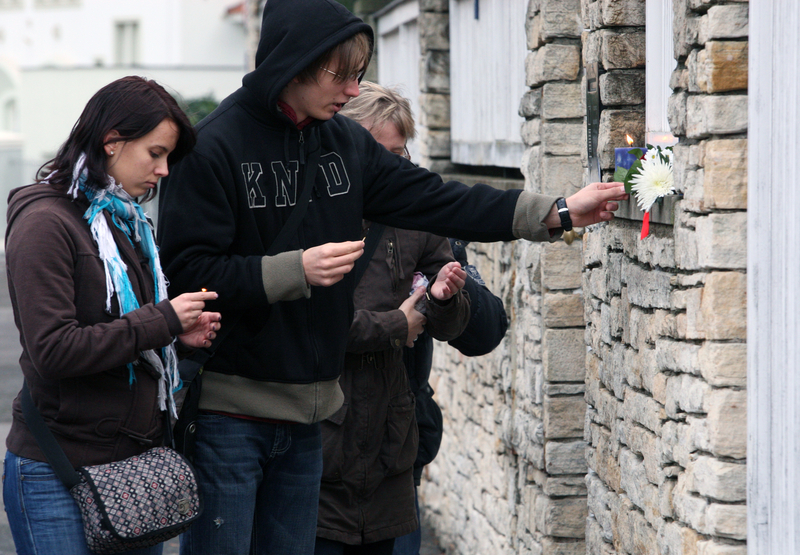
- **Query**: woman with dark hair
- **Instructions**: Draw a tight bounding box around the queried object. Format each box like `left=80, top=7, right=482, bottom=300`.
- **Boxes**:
left=2, top=76, right=220, bottom=555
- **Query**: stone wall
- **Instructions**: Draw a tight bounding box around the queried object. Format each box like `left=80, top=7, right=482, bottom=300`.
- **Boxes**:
left=420, top=0, right=590, bottom=553
left=416, top=0, right=749, bottom=554
left=581, top=0, right=748, bottom=554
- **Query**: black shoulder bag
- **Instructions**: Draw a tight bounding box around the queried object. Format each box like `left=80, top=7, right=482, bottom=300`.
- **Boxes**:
left=21, top=381, right=202, bottom=554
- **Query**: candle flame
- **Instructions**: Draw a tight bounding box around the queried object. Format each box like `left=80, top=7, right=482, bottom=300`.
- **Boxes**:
left=626, top=134, right=634, bottom=146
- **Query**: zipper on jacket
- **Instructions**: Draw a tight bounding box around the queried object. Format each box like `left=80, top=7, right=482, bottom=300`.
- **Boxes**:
left=298, top=130, right=305, bottom=165
left=388, top=240, right=398, bottom=292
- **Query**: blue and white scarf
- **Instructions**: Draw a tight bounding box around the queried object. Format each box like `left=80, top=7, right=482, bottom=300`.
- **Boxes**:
left=64, top=153, right=180, bottom=417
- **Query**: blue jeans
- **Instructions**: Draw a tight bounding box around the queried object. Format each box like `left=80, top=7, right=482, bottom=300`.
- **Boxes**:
left=180, top=413, right=322, bottom=555
left=2, top=450, right=162, bottom=555
left=392, top=485, right=421, bottom=555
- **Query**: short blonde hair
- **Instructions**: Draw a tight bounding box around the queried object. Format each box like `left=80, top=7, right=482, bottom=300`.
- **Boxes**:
left=340, top=81, right=416, bottom=141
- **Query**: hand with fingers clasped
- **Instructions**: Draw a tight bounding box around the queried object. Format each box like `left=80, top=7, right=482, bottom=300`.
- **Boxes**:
left=399, top=288, right=427, bottom=347
left=170, top=290, right=222, bottom=349
left=303, top=241, right=365, bottom=287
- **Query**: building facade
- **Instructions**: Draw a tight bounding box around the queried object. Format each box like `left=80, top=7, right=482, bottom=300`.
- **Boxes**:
left=373, top=1, right=796, bottom=554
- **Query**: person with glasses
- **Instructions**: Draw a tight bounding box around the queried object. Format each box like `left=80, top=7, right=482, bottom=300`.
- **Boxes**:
left=157, top=1, right=627, bottom=553
left=312, top=82, right=471, bottom=555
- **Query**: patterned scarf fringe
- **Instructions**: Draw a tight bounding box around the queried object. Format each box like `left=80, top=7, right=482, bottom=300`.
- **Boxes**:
left=60, top=154, right=181, bottom=418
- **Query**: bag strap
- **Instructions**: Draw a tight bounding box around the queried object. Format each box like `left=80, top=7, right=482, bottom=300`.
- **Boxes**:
left=19, top=382, right=82, bottom=489
left=352, top=223, right=385, bottom=286
left=182, top=140, right=323, bottom=370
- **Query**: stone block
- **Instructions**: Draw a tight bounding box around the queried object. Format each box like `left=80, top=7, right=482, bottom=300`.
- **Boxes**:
left=542, top=155, right=584, bottom=197
left=519, top=88, right=542, bottom=118
left=543, top=293, right=585, bottom=327
left=597, top=109, right=645, bottom=170
left=704, top=41, right=748, bottom=93
left=657, top=522, right=701, bottom=555
left=599, top=70, right=646, bottom=106
left=699, top=272, right=746, bottom=340
left=419, top=128, right=451, bottom=158
left=542, top=82, right=585, bottom=119
left=533, top=489, right=588, bottom=538
left=668, top=91, right=688, bottom=136
left=697, top=540, right=747, bottom=555
left=673, top=0, right=695, bottom=59
left=541, top=0, right=582, bottom=39
left=615, top=506, right=658, bottom=555
left=686, top=95, right=748, bottom=139
left=696, top=212, right=747, bottom=270
left=522, top=145, right=543, bottom=193
left=602, top=30, right=646, bottom=69
left=702, top=138, right=747, bottom=209
left=619, top=449, right=660, bottom=526
left=623, top=388, right=665, bottom=434
left=526, top=13, right=545, bottom=50
left=542, top=537, right=587, bottom=555
left=705, top=388, right=746, bottom=459
left=528, top=44, right=581, bottom=87
left=545, top=440, right=588, bottom=475
left=419, top=93, right=451, bottom=129
left=706, top=504, right=746, bottom=540
left=655, top=338, right=700, bottom=375
left=542, top=241, right=583, bottom=290
left=543, top=328, right=586, bottom=382
left=622, top=263, right=672, bottom=309
left=419, top=12, right=449, bottom=51
left=600, top=0, right=646, bottom=27
left=419, top=0, right=447, bottom=11
left=421, top=50, right=450, bottom=93
left=699, top=4, right=749, bottom=43
left=698, top=342, right=746, bottom=387
left=544, top=394, right=586, bottom=439
left=522, top=118, right=542, bottom=147
left=690, top=456, right=746, bottom=502
left=665, top=374, right=709, bottom=418
left=542, top=122, right=584, bottom=155
left=620, top=420, right=662, bottom=484
left=583, top=27, right=603, bottom=66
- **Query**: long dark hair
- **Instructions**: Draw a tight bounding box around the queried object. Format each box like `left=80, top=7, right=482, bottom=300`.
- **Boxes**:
left=38, top=76, right=196, bottom=201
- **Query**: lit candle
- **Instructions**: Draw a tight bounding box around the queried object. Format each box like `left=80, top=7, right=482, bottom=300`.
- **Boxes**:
left=614, top=134, right=647, bottom=171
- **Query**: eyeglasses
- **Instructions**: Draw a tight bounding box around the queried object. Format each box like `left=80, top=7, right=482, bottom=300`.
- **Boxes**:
left=319, top=67, right=365, bottom=83
left=402, top=146, right=411, bottom=160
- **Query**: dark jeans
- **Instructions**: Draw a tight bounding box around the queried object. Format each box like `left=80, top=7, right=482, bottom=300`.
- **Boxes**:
left=392, top=485, right=421, bottom=555
left=3, top=450, right=163, bottom=555
left=315, top=537, right=396, bottom=555
left=179, top=414, right=323, bottom=555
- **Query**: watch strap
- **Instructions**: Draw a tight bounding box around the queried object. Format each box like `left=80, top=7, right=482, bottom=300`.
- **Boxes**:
left=555, top=197, right=573, bottom=232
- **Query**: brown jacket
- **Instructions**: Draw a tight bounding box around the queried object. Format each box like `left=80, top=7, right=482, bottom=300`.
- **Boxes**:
left=4, top=184, right=182, bottom=467
left=317, top=224, right=470, bottom=545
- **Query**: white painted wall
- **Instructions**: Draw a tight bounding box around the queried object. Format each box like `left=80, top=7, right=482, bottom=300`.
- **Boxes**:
left=449, top=0, right=527, bottom=168
left=376, top=0, right=421, bottom=160
left=0, top=0, right=244, bottom=68
left=748, top=1, right=800, bottom=553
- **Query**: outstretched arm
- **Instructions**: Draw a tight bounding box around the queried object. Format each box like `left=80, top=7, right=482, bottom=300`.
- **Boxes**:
left=543, top=182, right=628, bottom=229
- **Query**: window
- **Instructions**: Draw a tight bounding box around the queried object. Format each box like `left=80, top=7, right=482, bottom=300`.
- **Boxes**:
left=645, top=1, right=677, bottom=146
left=115, top=21, right=139, bottom=66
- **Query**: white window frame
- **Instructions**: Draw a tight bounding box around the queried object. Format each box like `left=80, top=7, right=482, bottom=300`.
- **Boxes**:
left=645, top=0, right=677, bottom=147
left=376, top=0, right=421, bottom=160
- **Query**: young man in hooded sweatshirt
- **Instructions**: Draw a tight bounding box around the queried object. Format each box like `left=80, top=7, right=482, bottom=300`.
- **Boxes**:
left=157, top=1, right=627, bottom=553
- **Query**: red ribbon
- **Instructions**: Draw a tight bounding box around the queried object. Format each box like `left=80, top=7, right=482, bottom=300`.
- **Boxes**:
left=640, top=211, right=650, bottom=239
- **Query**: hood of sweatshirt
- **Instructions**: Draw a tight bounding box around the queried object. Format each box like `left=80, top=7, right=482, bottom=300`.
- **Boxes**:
left=6, top=183, right=74, bottom=236
left=241, top=0, right=374, bottom=120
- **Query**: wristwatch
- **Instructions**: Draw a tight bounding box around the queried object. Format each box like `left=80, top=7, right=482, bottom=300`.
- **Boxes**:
left=555, top=197, right=573, bottom=232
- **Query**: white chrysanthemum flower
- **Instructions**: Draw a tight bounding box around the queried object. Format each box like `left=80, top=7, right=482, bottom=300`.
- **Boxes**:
left=630, top=155, right=674, bottom=212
